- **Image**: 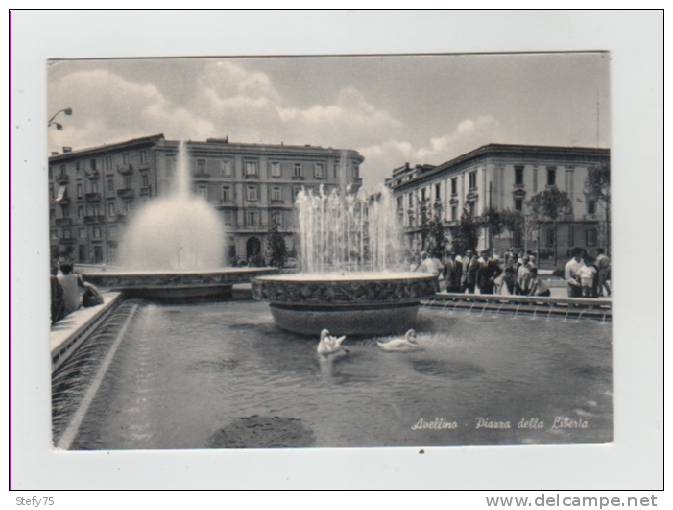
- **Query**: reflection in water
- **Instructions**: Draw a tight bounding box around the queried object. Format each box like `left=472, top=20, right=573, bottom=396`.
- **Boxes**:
left=53, top=301, right=613, bottom=449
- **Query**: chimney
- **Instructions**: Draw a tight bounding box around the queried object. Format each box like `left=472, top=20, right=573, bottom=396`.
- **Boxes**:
left=62, top=146, right=72, bottom=154
left=405, top=162, right=410, bottom=170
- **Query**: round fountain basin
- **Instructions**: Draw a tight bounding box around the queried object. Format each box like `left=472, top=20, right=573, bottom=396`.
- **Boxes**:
left=252, top=272, right=439, bottom=336
left=83, top=267, right=277, bottom=300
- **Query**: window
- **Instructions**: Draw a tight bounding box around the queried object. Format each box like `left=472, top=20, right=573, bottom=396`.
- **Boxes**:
left=107, top=201, right=115, bottom=217
left=109, top=225, right=118, bottom=237
left=515, top=165, right=524, bottom=185
left=142, top=174, right=150, bottom=187
left=61, top=205, right=70, bottom=218
left=106, top=176, right=114, bottom=192
left=59, top=164, right=66, bottom=177
left=468, top=171, right=477, bottom=190
left=75, top=161, right=81, bottom=174
left=79, top=228, right=87, bottom=239
left=514, top=198, right=523, bottom=212
left=587, top=199, right=596, bottom=215
left=292, top=186, right=302, bottom=202
left=246, top=210, right=259, bottom=226
left=545, top=228, right=555, bottom=247
left=93, top=227, right=102, bottom=239
left=91, top=180, right=99, bottom=193
left=90, top=159, right=97, bottom=171
left=421, top=188, right=427, bottom=202
left=196, top=183, right=208, bottom=200
left=351, top=163, right=359, bottom=179
left=103, top=156, right=112, bottom=170
left=123, top=175, right=132, bottom=188
left=293, top=162, right=302, bottom=178
left=272, top=186, right=282, bottom=202
left=62, top=229, right=71, bottom=240
left=396, top=196, right=403, bottom=210
left=451, top=178, right=457, bottom=195
left=434, top=183, right=441, bottom=200
left=271, top=211, right=282, bottom=228
left=197, top=159, right=206, bottom=175
left=221, top=160, right=232, bottom=177
left=586, top=228, right=597, bottom=247
left=408, top=194, right=413, bottom=207
left=122, top=153, right=129, bottom=165
left=468, top=201, right=476, bottom=216
left=49, top=183, right=55, bottom=200
left=271, top=162, right=281, bottom=178
left=245, top=161, right=259, bottom=177
left=546, top=166, right=556, bottom=187
left=221, top=185, right=231, bottom=202
left=451, top=205, right=457, bottom=221
left=140, top=150, right=147, bottom=164
left=246, top=185, right=258, bottom=202
left=315, top=162, right=325, bottom=179
left=78, top=206, right=84, bottom=218
left=91, top=204, right=101, bottom=217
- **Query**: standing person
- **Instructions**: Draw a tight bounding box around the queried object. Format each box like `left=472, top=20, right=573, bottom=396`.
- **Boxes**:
left=465, top=252, right=479, bottom=294
left=595, top=248, right=612, bottom=297
left=442, top=252, right=456, bottom=293
left=527, top=268, right=551, bottom=297
left=453, top=254, right=464, bottom=293
left=578, top=257, right=598, bottom=298
left=477, top=255, right=503, bottom=295
left=516, top=256, right=531, bottom=295
left=564, top=247, right=585, bottom=298
left=461, top=250, right=472, bottom=292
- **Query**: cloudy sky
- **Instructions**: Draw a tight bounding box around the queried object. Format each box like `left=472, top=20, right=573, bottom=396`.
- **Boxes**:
left=48, top=53, right=610, bottom=188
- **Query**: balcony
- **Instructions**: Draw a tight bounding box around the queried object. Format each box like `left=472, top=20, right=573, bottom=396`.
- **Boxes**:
left=56, top=174, right=69, bottom=184
left=139, top=185, right=152, bottom=197
left=117, top=188, right=135, bottom=200
left=86, top=169, right=100, bottom=179
left=194, top=171, right=210, bottom=179
left=83, top=215, right=105, bottom=224
left=55, top=218, right=72, bottom=226
left=117, top=164, right=133, bottom=175
left=115, top=213, right=129, bottom=224
left=56, top=196, right=71, bottom=206
left=85, top=192, right=102, bottom=202
left=60, top=237, right=76, bottom=245
left=291, top=175, right=305, bottom=180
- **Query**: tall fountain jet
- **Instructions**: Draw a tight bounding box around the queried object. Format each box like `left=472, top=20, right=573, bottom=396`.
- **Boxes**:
left=119, top=141, right=226, bottom=271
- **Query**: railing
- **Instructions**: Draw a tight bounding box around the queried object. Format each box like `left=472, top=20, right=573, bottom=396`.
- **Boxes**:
left=139, top=186, right=152, bottom=196
left=56, top=174, right=69, bottom=184
left=55, top=218, right=72, bottom=226
left=83, top=215, right=106, bottom=224
left=117, top=164, right=133, bottom=175
left=85, top=192, right=102, bottom=202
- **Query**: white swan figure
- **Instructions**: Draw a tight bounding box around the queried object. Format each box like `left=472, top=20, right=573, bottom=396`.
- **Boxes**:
left=317, top=329, right=349, bottom=356
left=377, top=329, right=422, bottom=352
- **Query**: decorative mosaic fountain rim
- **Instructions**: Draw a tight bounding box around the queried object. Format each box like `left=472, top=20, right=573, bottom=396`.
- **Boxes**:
left=252, top=273, right=439, bottom=306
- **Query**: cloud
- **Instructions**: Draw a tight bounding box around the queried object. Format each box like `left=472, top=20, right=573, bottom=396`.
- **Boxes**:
left=48, top=61, right=499, bottom=190
left=357, top=115, right=502, bottom=187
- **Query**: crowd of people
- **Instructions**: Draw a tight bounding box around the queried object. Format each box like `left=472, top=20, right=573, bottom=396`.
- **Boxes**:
left=407, top=246, right=611, bottom=299
left=50, top=260, right=104, bottom=324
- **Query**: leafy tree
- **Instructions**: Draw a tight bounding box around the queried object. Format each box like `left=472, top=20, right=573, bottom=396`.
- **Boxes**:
left=425, top=201, right=447, bottom=257
left=451, top=206, right=480, bottom=254
left=527, top=187, right=573, bottom=266
left=267, top=222, right=287, bottom=268
left=584, top=161, right=611, bottom=254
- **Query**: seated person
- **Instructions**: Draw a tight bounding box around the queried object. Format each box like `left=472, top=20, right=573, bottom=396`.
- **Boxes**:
left=527, top=268, right=551, bottom=297
left=57, top=263, right=85, bottom=316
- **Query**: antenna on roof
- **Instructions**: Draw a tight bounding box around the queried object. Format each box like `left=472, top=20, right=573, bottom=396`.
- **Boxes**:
left=596, top=89, right=600, bottom=148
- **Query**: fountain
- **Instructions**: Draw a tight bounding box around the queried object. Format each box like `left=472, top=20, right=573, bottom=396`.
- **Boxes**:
left=82, top=141, right=275, bottom=299
left=252, top=184, right=438, bottom=335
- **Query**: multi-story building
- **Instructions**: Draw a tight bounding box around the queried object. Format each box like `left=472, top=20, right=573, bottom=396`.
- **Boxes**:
left=48, top=134, right=364, bottom=265
left=386, top=143, right=611, bottom=266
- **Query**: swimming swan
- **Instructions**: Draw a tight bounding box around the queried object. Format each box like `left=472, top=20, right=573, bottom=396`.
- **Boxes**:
left=317, top=329, right=349, bottom=356
left=377, top=329, right=422, bottom=352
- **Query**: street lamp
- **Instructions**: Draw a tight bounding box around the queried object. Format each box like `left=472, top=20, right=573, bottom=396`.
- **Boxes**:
left=48, top=107, right=73, bottom=129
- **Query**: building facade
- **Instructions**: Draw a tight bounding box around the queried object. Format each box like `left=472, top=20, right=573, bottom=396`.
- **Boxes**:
left=48, top=134, right=364, bottom=265
left=386, top=143, right=611, bottom=267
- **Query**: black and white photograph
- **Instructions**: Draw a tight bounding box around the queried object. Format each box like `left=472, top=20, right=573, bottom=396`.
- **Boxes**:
left=47, top=51, right=614, bottom=450
left=7, top=8, right=663, bottom=493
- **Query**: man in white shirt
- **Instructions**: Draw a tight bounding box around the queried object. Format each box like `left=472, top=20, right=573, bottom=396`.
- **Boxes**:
left=564, top=248, right=585, bottom=298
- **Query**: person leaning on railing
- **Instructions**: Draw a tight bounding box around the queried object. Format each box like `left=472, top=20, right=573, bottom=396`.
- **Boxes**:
left=527, top=268, right=551, bottom=297
left=564, top=247, right=585, bottom=298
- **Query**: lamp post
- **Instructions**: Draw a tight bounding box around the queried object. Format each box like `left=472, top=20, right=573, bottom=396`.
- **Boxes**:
left=48, top=107, right=73, bottom=130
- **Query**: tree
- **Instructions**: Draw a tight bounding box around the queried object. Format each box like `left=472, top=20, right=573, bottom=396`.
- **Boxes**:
left=451, top=206, right=480, bottom=254
left=267, top=222, right=287, bottom=268
left=481, top=207, right=506, bottom=251
left=527, top=187, right=573, bottom=266
left=584, top=161, right=611, bottom=254
left=418, top=200, right=446, bottom=256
